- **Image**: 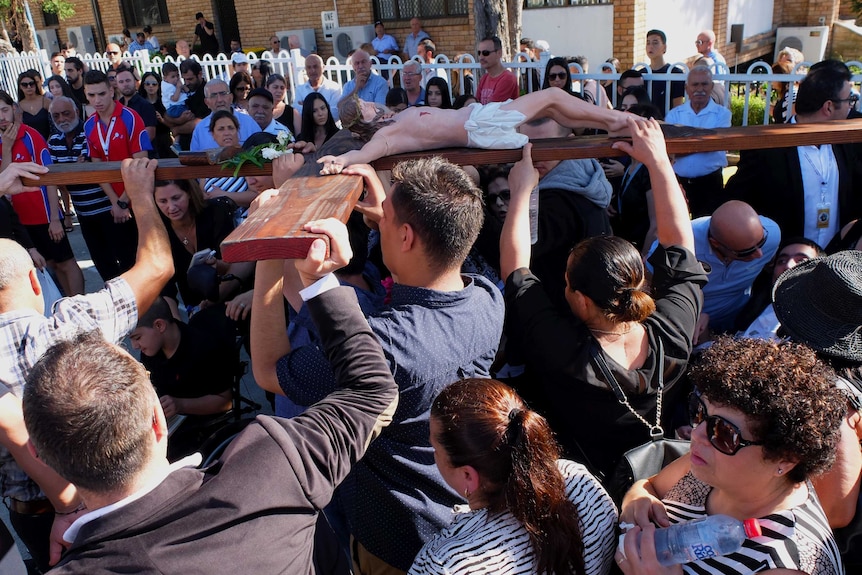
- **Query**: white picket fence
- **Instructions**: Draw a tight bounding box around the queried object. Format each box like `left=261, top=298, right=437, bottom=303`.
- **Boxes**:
left=2, top=47, right=861, bottom=127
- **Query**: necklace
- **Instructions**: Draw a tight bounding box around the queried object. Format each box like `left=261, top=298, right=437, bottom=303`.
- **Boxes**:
left=589, top=325, right=633, bottom=337
left=173, top=221, right=195, bottom=247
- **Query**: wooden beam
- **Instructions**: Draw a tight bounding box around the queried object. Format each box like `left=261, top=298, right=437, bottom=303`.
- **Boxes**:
left=21, top=157, right=272, bottom=187
left=220, top=174, right=364, bottom=262
left=370, top=119, right=862, bottom=169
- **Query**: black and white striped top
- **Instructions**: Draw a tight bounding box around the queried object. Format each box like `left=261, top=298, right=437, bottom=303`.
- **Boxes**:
left=408, top=459, right=617, bottom=575
left=664, top=473, right=845, bottom=575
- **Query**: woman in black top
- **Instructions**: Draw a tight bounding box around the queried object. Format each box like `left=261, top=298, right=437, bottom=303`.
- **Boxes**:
left=139, top=71, right=176, bottom=159
left=501, top=119, right=707, bottom=480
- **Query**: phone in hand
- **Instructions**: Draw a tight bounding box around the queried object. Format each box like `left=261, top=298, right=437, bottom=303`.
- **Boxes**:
left=188, top=249, right=216, bottom=271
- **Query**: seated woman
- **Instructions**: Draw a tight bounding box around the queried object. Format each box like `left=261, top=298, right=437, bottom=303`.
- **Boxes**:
left=500, top=119, right=707, bottom=480
left=618, top=337, right=845, bottom=575
left=409, top=378, right=617, bottom=575
left=202, top=110, right=256, bottom=225
left=425, top=77, right=452, bottom=109
left=297, top=92, right=338, bottom=151
left=229, top=71, right=253, bottom=112
left=153, top=177, right=254, bottom=320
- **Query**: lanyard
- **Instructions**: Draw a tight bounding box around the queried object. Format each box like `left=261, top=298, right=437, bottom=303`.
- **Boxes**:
left=97, top=116, right=117, bottom=157
left=800, top=145, right=831, bottom=202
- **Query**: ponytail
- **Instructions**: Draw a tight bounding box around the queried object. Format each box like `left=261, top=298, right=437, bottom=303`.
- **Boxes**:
left=432, top=379, right=587, bottom=575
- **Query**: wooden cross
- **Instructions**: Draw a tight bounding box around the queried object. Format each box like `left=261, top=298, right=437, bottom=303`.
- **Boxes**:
left=19, top=120, right=862, bottom=262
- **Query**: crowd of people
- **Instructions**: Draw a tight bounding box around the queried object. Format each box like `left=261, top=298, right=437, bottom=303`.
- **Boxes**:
left=0, top=21, right=860, bottom=575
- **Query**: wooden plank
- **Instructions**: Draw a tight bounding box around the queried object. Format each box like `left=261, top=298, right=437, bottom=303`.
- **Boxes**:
left=220, top=174, right=363, bottom=262
left=22, top=120, right=862, bottom=185
left=370, top=119, right=862, bottom=169
left=21, top=158, right=273, bottom=187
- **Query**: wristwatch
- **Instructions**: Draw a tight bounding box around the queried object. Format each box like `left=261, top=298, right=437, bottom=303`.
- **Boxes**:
left=116, top=199, right=130, bottom=210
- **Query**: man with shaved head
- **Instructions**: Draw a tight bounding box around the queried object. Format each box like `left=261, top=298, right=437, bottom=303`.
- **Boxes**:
left=294, top=54, right=343, bottom=122
left=661, top=200, right=780, bottom=333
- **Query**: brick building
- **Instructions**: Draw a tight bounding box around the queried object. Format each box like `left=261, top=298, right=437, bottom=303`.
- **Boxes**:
left=35, top=0, right=854, bottom=67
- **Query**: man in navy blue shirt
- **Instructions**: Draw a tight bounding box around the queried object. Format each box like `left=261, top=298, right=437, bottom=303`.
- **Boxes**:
left=251, top=158, right=504, bottom=573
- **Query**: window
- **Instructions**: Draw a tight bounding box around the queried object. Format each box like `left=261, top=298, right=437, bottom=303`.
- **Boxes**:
left=121, top=0, right=169, bottom=27
left=42, top=9, right=59, bottom=27
left=375, top=0, right=467, bottom=20
left=524, top=0, right=610, bottom=8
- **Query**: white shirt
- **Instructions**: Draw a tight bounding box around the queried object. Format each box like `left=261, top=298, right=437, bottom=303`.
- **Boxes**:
left=64, top=454, right=202, bottom=543
left=797, top=143, right=840, bottom=246
left=294, top=78, right=343, bottom=122
left=665, top=98, right=731, bottom=177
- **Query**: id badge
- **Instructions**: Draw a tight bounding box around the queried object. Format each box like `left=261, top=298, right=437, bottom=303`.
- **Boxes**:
left=816, top=202, right=831, bottom=229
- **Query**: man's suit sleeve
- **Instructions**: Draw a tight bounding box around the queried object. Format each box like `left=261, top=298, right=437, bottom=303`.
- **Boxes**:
left=260, top=286, right=398, bottom=508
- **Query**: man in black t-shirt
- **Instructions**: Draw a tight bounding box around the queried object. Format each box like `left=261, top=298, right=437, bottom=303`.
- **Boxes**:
left=645, top=29, right=684, bottom=115
left=194, top=12, right=220, bottom=57
left=130, top=296, right=234, bottom=459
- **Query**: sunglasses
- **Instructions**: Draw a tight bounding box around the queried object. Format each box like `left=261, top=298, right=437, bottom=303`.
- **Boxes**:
left=143, top=81, right=159, bottom=86
left=19, top=81, right=36, bottom=88
left=488, top=189, right=510, bottom=202
left=106, top=51, right=119, bottom=55
left=832, top=94, right=860, bottom=106
left=547, top=72, right=568, bottom=81
left=688, top=391, right=763, bottom=456
left=477, top=49, right=498, bottom=57
left=709, top=226, right=768, bottom=258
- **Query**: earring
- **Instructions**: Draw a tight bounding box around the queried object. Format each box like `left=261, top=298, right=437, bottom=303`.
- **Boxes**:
left=463, top=487, right=471, bottom=498
left=777, top=468, right=784, bottom=475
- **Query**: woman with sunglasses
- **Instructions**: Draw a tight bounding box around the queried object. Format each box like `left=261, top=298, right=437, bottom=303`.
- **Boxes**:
left=229, top=71, right=253, bottom=112
left=618, top=337, right=845, bottom=575
left=542, top=57, right=574, bottom=94
left=17, top=70, right=52, bottom=141
left=139, top=71, right=175, bottom=159
left=501, top=118, right=707, bottom=482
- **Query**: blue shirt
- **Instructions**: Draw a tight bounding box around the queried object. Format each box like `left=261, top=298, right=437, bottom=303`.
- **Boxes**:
left=649, top=216, right=780, bottom=332
left=371, top=34, right=399, bottom=62
left=664, top=98, right=731, bottom=177
left=276, top=275, right=504, bottom=570
left=403, top=30, right=430, bottom=58
left=342, top=72, right=389, bottom=105
left=190, top=109, right=261, bottom=151
left=128, top=40, right=154, bottom=54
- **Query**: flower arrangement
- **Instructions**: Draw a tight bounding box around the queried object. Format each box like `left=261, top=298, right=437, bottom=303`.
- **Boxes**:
left=220, top=130, right=294, bottom=176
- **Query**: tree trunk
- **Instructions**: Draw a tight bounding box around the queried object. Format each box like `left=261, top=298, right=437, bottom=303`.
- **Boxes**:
left=474, top=0, right=512, bottom=59
left=506, top=0, right=522, bottom=58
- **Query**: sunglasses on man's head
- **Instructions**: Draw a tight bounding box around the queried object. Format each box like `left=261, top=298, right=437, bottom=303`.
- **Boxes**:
left=688, top=390, right=763, bottom=456
left=477, top=49, right=497, bottom=57
left=547, top=72, right=568, bottom=81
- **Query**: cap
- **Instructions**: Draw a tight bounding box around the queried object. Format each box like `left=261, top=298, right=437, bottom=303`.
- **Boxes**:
left=231, top=52, right=249, bottom=64
left=248, top=87, right=273, bottom=103
left=374, top=20, right=383, bottom=27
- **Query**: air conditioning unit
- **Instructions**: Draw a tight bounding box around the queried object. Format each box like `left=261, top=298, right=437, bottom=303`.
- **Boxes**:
left=330, top=25, right=374, bottom=61
left=276, top=28, right=317, bottom=54
left=67, top=25, right=97, bottom=55
left=35, top=29, right=60, bottom=54
left=774, top=26, right=830, bottom=63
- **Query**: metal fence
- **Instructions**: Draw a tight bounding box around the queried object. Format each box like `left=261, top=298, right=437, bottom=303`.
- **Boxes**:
left=3, top=47, right=861, bottom=127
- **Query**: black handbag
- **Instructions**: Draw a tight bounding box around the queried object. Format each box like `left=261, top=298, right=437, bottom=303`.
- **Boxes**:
left=591, top=339, right=690, bottom=504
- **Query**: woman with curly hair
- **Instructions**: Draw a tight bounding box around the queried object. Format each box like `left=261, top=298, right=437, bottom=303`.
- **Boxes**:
left=619, top=337, right=845, bottom=575
left=409, top=378, right=616, bottom=575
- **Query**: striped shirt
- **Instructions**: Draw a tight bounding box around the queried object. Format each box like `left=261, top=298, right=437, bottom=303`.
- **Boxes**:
left=408, top=460, right=617, bottom=575
left=48, top=126, right=112, bottom=217
left=664, top=473, right=844, bottom=575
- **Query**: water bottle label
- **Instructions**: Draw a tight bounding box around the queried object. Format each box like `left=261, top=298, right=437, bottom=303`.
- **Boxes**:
left=691, top=543, right=718, bottom=560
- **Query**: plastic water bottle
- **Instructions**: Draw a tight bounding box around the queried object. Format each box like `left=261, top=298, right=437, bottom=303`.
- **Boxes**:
left=653, top=515, right=761, bottom=566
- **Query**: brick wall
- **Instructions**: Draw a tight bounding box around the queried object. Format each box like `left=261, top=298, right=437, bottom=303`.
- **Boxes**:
left=613, top=0, right=647, bottom=70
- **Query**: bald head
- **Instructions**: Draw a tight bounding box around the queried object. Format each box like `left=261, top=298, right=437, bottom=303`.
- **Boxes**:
left=709, top=201, right=766, bottom=260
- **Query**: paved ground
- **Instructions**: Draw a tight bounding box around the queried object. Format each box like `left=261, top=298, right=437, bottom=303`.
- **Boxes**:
left=4, top=213, right=274, bottom=569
